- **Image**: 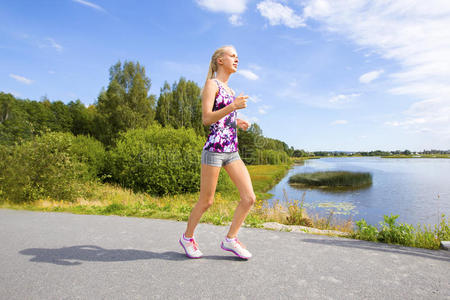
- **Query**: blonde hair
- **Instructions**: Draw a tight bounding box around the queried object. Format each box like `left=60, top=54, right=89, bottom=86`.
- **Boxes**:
left=205, top=45, right=235, bottom=83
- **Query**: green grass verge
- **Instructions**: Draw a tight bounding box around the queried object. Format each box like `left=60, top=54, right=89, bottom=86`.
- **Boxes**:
left=352, top=214, right=450, bottom=250
left=2, top=162, right=449, bottom=250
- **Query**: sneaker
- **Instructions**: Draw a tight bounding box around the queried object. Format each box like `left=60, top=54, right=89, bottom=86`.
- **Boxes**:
left=179, top=234, right=203, bottom=258
left=220, top=237, right=252, bottom=259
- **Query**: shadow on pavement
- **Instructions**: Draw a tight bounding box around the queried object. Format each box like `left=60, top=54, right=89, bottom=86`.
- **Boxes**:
left=19, top=245, right=246, bottom=265
left=301, top=238, right=450, bottom=262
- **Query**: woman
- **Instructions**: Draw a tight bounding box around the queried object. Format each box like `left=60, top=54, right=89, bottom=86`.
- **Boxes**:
left=179, top=45, right=256, bottom=260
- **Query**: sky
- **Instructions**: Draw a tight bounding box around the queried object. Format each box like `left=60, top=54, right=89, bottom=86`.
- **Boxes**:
left=1, top=0, right=450, bottom=152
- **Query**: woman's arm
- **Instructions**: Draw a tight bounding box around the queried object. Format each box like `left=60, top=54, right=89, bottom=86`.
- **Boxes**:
left=202, top=79, right=236, bottom=126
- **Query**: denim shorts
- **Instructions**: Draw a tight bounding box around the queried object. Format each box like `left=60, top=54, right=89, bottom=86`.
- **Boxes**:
left=201, top=149, right=241, bottom=167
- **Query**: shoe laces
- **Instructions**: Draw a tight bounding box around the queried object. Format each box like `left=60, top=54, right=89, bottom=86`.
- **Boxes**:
left=188, top=239, right=199, bottom=251
left=235, top=238, right=246, bottom=249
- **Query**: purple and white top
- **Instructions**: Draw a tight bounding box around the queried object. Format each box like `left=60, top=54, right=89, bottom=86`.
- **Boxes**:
left=203, top=79, right=238, bottom=153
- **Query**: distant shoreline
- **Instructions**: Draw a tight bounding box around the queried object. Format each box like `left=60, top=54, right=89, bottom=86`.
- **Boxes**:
left=292, top=155, right=450, bottom=161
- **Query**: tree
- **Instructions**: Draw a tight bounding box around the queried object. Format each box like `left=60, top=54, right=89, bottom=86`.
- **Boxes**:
left=50, top=100, right=73, bottom=132
left=68, top=100, right=96, bottom=136
left=95, top=60, right=156, bottom=145
left=155, top=77, right=207, bottom=137
left=155, top=81, right=172, bottom=128
left=0, top=93, right=34, bottom=144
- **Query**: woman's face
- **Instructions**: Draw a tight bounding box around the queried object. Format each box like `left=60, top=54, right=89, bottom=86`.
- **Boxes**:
left=218, top=47, right=239, bottom=73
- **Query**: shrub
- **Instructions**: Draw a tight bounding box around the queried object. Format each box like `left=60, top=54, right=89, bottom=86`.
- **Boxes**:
left=436, top=213, right=450, bottom=241
left=109, top=124, right=233, bottom=196
left=355, top=219, right=378, bottom=241
left=0, top=132, right=92, bottom=203
left=353, top=214, right=450, bottom=249
left=377, top=214, right=415, bottom=246
left=70, top=134, right=107, bottom=178
left=247, top=149, right=291, bottom=165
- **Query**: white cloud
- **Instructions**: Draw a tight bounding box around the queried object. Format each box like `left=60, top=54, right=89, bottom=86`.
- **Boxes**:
left=9, top=74, right=33, bottom=85
left=278, top=87, right=356, bottom=109
left=229, top=14, right=243, bottom=26
left=249, top=95, right=262, bottom=103
left=385, top=118, right=427, bottom=127
left=279, top=35, right=311, bottom=45
left=196, top=0, right=247, bottom=14
left=237, top=69, right=259, bottom=80
left=196, top=0, right=248, bottom=25
left=301, top=0, right=450, bottom=137
left=329, top=93, right=360, bottom=104
left=45, top=38, right=63, bottom=52
left=248, top=63, right=262, bottom=71
left=73, top=0, right=106, bottom=12
left=359, top=69, right=384, bottom=83
left=331, top=120, right=348, bottom=125
left=257, top=0, right=305, bottom=28
left=258, top=104, right=271, bottom=114
left=18, top=34, right=63, bottom=52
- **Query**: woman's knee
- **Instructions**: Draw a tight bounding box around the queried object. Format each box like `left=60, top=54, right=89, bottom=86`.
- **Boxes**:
left=240, top=193, right=256, bottom=207
left=198, top=196, right=214, bottom=210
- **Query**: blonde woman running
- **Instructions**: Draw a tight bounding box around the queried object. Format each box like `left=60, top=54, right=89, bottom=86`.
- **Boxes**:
left=179, top=45, right=256, bottom=259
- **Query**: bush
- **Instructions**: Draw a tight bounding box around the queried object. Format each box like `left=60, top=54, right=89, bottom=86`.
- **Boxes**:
left=109, top=124, right=233, bottom=196
left=355, top=219, right=378, bottom=242
left=353, top=214, right=450, bottom=249
left=377, top=214, right=415, bottom=246
left=0, top=132, right=93, bottom=203
left=70, top=134, right=107, bottom=178
left=249, top=149, right=291, bottom=165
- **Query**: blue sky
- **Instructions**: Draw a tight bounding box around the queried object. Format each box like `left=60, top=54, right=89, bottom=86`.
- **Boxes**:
left=1, top=0, right=449, bottom=151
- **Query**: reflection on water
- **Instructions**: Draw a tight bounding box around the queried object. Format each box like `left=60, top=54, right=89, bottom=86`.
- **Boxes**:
left=267, top=157, right=450, bottom=226
left=289, top=183, right=373, bottom=194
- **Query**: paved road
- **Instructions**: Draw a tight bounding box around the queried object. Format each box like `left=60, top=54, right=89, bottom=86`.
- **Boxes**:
left=1, top=209, right=449, bottom=299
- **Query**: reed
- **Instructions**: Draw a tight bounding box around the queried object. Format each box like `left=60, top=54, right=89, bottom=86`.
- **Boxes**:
left=288, top=171, right=372, bottom=189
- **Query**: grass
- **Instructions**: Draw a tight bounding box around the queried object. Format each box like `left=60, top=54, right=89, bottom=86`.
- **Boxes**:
left=0, top=162, right=351, bottom=234
left=1, top=162, right=449, bottom=250
left=257, top=189, right=355, bottom=234
left=0, top=164, right=292, bottom=228
left=352, top=214, right=450, bottom=250
left=288, top=171, right=372, bottom=189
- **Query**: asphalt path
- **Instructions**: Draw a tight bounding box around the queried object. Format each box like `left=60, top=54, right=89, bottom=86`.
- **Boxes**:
left=1, top=209, right=449, bottom=299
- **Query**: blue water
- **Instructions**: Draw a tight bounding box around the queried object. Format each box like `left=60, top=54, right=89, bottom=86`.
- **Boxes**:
left=267, top=157, right=450, bottom=227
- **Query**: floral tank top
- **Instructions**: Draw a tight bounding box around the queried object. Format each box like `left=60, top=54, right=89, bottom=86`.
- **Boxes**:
left=203, top=79, right=238, bottom=152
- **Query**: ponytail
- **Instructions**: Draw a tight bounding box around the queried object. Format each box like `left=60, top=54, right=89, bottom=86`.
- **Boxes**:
left=204, top=45, right=235, bottom=84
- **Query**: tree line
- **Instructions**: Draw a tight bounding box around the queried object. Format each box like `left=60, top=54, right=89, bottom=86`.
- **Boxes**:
left=0, top=60, right=292, bottom=164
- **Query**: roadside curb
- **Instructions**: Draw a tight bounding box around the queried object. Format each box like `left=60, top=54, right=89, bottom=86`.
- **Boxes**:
left=441, top=241, right=450, bottom=251
left=262, top=222, right=352, bottom=237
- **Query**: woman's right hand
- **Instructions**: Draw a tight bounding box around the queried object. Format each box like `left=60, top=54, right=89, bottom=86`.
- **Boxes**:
left=232, top=93, right=248, bottom=110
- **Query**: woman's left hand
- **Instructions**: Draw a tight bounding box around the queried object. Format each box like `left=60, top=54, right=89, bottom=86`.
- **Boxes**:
left=237, top=118, right=250, bottom=131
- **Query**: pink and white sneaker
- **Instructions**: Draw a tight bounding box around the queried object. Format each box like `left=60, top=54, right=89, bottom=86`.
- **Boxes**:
left=179, top=234, right=203, bottom=258
left=220, top=237, right=252, bottom=259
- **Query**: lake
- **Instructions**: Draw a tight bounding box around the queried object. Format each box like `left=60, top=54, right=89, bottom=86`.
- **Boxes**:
left=266, top=157, right=450, bottom=227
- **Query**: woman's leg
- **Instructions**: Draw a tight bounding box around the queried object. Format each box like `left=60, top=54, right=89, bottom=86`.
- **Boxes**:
left=184, top=163, right=221, bottom=238
left=223, top=159, right=256, bottom=238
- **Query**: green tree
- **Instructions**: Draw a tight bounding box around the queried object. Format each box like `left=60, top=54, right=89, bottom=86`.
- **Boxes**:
left=68, top=100, right=96, bottom=136
left=155, top=77, right=207, bottom=137
left=155, top=81, right=173, bottom=128
left=50, top=100, right=73, bottom=132
left=0, top=93, right=35, bottom=144
left=95, top=60, right=156, bottom=145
